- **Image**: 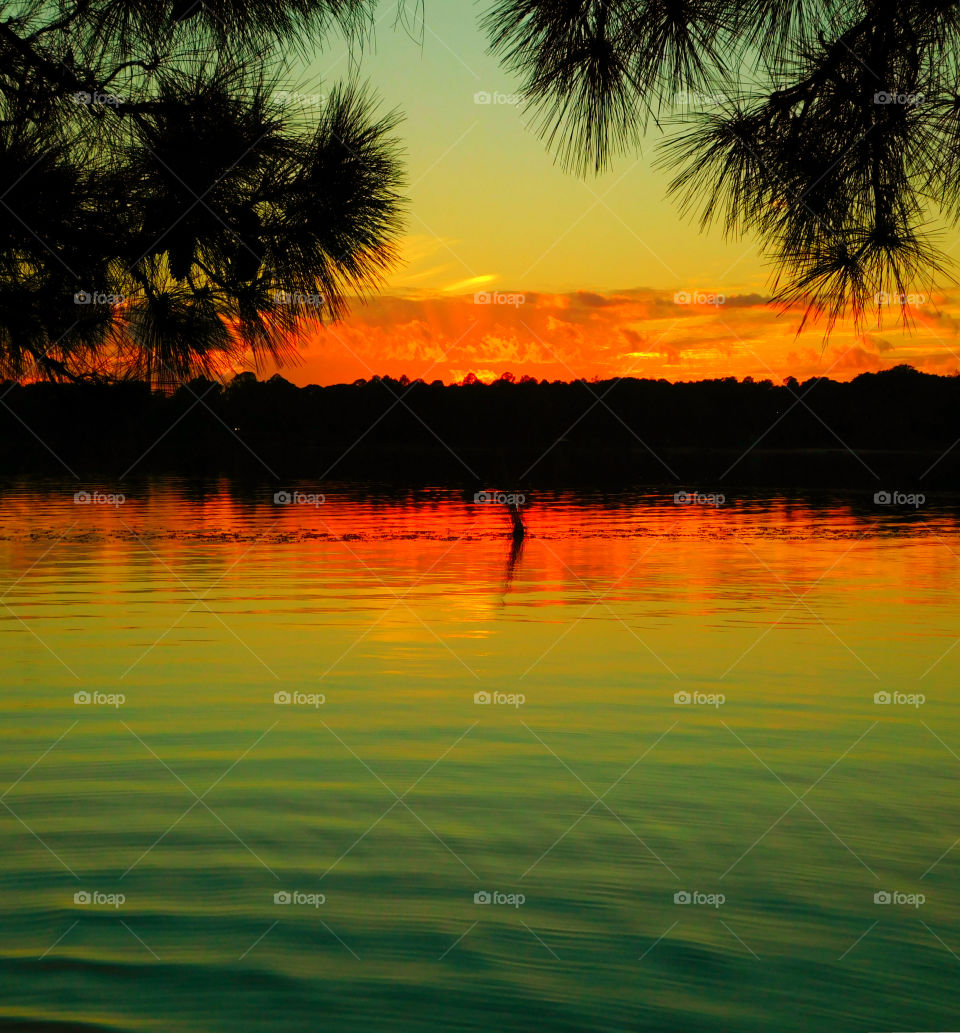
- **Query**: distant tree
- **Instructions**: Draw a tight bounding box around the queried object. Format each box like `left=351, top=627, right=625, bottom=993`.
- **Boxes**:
left=483, top=0, right=958, bottom=329
left=0, top=0, right=404, bottom=387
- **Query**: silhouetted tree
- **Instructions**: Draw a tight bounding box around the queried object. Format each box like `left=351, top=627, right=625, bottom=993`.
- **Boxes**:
left=0, top=0, right=404, bottom=387
left=483, top=0, right=956, bottom=329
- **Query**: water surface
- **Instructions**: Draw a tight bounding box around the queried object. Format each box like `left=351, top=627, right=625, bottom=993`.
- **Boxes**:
left=1, top=480, right=959, bottom=1032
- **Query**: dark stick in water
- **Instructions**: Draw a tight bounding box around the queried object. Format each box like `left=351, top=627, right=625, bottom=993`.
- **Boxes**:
left=508, top=501, right=525, bottom=541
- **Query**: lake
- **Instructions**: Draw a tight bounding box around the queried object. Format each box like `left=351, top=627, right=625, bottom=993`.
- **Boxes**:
left=1, top=479, right=958, bottom=1032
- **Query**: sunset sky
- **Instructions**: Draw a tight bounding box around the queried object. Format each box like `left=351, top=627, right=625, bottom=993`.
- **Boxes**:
left=274, top=3, right=960, bottom=386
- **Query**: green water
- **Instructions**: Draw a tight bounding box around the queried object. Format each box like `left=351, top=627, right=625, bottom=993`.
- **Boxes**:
left=1, top=480, right=959, bottom=1032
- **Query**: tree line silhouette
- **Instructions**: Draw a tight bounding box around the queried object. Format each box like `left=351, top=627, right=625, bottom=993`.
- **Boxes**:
left=2, top=365, right=957, bottom=487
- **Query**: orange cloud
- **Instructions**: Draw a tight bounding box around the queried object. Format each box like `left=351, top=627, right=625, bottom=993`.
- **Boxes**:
left=270, top=287, right=960, bottom=386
